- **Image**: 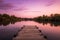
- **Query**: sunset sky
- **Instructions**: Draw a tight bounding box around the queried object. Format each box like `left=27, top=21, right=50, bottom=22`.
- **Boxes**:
left=0, top=0, right=60, bottom=18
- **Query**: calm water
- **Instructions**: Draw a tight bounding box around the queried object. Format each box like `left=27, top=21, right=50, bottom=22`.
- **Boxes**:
left=0, top=21, right=60, bottom=40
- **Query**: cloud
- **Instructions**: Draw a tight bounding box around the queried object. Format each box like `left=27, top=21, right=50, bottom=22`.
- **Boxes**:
left=0, top=0, right=14, bottom=10
left=46, top=0, right=57, bottom=6
left=46, top=0, right=55, bottom=6
left=0, top=0, right=27, bottom=11
left=13, top=6, right=28, bottom=11
left=0, top=0, right=3, bottom=3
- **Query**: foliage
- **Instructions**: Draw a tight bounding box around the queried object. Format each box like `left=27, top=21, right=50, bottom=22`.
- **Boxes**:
left=0, top=13, right=21, bottom=26
left=33, top=14, right=60, bottom=22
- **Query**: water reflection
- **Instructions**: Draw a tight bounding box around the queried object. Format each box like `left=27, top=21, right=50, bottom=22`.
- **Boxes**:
left=0, top=21, right=60, bottom=40
left=0, top=22, right=22, bottom=40
left=35, top=21, right=60, bottom=26
left=0, top=21, right=20, bottom=26
left=0, top=20, right=60, bottom=26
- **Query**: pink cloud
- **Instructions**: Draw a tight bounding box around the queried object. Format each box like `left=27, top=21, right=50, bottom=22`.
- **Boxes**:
left=14, top=7, right=28, bottom=11
left=0, top=0, right=14, bottom=10
left=46, top=0, right=60, bottom=6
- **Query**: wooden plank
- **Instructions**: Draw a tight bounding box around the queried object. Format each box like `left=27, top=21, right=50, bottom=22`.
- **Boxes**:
left=13, top=25, right=47, bottom=40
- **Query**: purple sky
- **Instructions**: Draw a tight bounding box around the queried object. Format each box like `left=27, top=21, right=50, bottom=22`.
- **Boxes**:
left=0, top=0, right=60, bottom=18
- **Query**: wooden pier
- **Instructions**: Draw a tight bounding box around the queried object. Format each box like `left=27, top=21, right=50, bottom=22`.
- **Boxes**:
left=13, top=25, right=47, bottom=40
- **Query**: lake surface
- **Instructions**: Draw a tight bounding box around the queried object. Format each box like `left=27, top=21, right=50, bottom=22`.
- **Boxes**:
left=0, top=21, right=60, bottom=40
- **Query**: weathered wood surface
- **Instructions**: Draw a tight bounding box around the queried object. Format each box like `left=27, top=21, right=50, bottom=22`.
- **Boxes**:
left=13, top=25, right=47, bottom=40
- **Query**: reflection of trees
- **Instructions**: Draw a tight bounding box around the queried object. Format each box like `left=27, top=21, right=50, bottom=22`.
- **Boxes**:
left=0, top=13, right=60, bottom=26
left=0, top=14, right=21, bottom=26
left=33, top=14, right=60, bottom=26
left=50, top=22, right=60, bottom=26
left=0, top=22, right=2, bottom=26
left=11, top=21, right=16, bottom=24
left=2, top=21, right=10, bottom=26
left=35, top=21, right=60, bottom=26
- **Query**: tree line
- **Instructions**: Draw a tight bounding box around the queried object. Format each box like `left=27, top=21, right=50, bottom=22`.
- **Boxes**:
left=33, top=14, right=60, bottom=26
left=33, top=14, right=60, bottom=22
left=0, top=14, right=21, bottom=22
left=0, top=13, right=60, bottom=26
left=0, top=14, right=21, bottom=26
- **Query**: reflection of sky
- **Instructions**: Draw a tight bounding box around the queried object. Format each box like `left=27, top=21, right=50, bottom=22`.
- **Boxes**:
left=0, top=0, right=60, bottom=18
left=0, top=21, right=60, bottom=40
left=12, top=21, right=60, bottom=40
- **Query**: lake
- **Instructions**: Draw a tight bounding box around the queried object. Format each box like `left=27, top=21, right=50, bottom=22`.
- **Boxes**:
left=0, top=21, right=60, bottom=40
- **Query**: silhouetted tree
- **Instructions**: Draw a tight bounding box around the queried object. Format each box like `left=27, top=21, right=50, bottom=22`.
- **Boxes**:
left=0, top=13, right=22, bottom=26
